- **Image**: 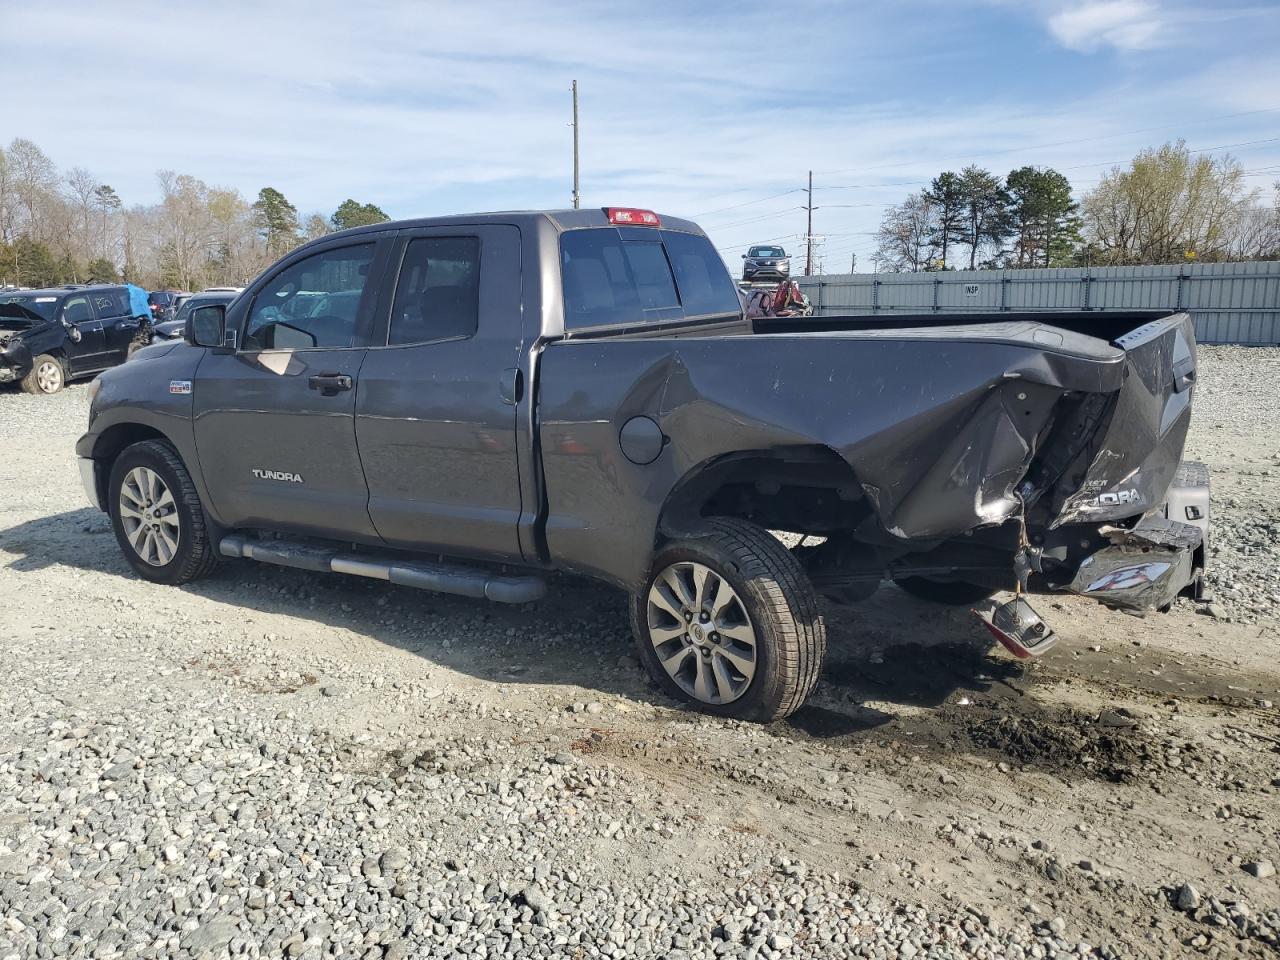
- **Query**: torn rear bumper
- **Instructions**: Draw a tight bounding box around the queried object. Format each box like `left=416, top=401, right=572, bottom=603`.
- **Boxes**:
left=1066, top=459, right=1209, bottom=614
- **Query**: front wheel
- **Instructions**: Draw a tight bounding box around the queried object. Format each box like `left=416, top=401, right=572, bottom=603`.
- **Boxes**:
left=108, top=440, right=218, bottom=585
left=631, top=518, right=826, bottom=722
left=20, top=354, right=64, bottom=394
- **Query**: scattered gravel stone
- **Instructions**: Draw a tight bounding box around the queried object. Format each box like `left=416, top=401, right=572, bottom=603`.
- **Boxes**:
left=1244, top=859, right=1276, bottom=879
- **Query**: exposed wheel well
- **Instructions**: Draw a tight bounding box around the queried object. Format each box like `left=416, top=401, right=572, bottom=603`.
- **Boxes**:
left=657, top=445, right=869, bottom=541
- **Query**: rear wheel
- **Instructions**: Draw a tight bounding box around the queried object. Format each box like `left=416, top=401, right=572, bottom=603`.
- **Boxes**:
left=895, top=576, right=995, bottom=605
left=631, top=518, right=826, bottom=722
left=108, top=440, right=218, bottom=585
left=20, top=354, right=64, bottom=395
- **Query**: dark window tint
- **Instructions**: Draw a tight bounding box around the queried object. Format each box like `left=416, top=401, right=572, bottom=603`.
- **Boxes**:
left=560, top=229, right=679, bottom=329
left=388, top=237, right=481, bottom=345
left=148, top=291, right=173, bottom=306
left=663, top=231, right=741, bottom=318
left=93, top=289, right=130, bottom=318
left=244, top=244, right=375, bottom=350
left=749, top=246, right=786, bottom=258
left=62, top=296, right=92, bottom=323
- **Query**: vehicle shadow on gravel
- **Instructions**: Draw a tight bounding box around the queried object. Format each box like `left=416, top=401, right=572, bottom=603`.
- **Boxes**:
left=1, top=509, right=1008, bottom=732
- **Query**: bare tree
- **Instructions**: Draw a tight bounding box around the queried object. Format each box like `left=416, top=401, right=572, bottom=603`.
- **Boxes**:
left=155, top=170, right=219, bottom=290
left=0, top=145, right=14, bottom=244
left=64, top=166, right=101, bottom=267
left=1082, top=141, right=1258, bottom=265
left=5, top=138, right=59, bottom=242
left=93, top=184, right=122, bottom=263
left=874, top=193, right=940, bottom=272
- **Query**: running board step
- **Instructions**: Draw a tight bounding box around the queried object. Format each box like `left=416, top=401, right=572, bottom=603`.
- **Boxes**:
left=218, top=535, right=546, bottom=604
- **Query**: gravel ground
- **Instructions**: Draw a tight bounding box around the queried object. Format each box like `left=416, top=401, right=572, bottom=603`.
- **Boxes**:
left=1, top=346, right=1278, bottom=960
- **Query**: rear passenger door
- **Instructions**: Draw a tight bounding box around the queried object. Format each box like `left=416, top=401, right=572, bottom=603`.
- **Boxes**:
left=91, top=288, right=139, bottom=363
left=355, top=224, right=526, bottom=561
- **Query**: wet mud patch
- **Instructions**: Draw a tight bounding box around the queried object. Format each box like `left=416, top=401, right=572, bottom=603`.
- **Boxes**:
left=822, top=641, right=1030, bottom=709
left=958, top=708, right=1151, bottom=783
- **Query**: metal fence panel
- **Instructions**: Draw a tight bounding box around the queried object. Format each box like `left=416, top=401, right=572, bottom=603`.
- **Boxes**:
left=795, top=261, right=1280, bottom=345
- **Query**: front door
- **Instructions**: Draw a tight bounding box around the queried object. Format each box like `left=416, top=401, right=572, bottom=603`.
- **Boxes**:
left=60, top=294, right=106, bottom=374
left=192, top=239, right=388, bottom=540
left=355, top=225, right=525, bottom=561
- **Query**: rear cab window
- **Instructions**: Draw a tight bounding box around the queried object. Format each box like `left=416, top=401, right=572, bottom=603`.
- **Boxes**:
left=560, top=227, right=740, bottom=331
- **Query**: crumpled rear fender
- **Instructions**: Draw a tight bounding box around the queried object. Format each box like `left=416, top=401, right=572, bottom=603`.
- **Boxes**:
left=537, top=331, right=1123, bottom=588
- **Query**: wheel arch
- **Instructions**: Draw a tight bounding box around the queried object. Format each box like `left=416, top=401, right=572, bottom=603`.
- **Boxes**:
left=655, top=444, right=869, bottom=546
left=89, top=423, right=178, bottom=509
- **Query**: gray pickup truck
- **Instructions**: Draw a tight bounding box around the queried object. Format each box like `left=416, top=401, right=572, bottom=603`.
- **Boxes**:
left=76, top=207, right=1209, bottom=721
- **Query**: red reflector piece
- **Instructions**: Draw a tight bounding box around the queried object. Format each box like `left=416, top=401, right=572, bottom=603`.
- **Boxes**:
left=605, top=207, right=660, bottom=227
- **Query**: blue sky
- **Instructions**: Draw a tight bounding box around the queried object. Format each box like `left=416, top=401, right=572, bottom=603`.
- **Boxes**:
left=2, top=0, right=1278, bottom=267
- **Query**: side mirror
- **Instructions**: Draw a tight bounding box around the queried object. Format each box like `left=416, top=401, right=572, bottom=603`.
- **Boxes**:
left=741, top=254, right=747, bottom=258
left=187, top=304, right=227, bottom=348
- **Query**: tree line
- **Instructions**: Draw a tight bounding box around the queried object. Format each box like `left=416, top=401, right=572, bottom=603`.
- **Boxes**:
left=872, top=140, right=1280, bottom=272
left=0, top=137, right=391, bottom=290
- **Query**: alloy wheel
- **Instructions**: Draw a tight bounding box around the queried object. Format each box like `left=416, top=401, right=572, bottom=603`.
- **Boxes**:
left=646, top=561, right=757, bottom=705
left=36, top=360, right=62, bottom=393
left=118, top=466, right=181, bottom=566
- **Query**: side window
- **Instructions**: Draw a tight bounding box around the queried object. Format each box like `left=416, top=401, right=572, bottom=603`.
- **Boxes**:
left=62, top=296, right=93, bottom=324
left=243, top=244, right=376, bottom=350
left=387, top=237, right=481, bottom=346
left=662, top=232, right=741, bottom=318
left=559, top=229, right=680, bottom=329
left=93, top=290, right=130, bottom=319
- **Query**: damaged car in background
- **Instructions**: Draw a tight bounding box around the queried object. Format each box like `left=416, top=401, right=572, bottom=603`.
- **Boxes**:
left=77, top=207, right=1208, bottom=721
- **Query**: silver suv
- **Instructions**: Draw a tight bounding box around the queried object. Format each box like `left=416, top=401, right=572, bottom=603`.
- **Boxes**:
left=741, top=245, right=790, bottom=282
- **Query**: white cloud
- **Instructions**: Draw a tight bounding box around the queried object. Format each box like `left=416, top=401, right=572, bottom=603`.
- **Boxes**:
left=1045, top=1, right=1166, bottom=52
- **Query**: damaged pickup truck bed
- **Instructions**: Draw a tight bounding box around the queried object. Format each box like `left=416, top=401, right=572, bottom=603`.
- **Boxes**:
left=76, top=207, right=1209, bottom=721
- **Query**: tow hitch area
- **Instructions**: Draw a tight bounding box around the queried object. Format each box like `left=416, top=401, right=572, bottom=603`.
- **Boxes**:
left=976, top=597, right=1059, bottom=659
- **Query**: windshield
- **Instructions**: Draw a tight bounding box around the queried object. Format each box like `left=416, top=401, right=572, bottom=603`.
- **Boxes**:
left=0, top=294, right=60, bottom=323
left=748, top=246, right=785, bottom=258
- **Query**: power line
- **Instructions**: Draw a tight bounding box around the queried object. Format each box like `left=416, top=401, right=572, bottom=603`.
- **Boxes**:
left=690, top=189, right=805, bottom=219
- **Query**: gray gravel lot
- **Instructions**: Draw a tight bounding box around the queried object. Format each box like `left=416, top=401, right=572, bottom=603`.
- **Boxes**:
left=1, top=345, right=1277, bottom=959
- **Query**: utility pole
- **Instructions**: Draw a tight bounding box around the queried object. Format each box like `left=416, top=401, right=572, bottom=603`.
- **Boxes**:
left=850, top=253, right=857, bottom=274
left=803, top=170, right=815, bottom=276
left=571, top=80, right=580, bottom=209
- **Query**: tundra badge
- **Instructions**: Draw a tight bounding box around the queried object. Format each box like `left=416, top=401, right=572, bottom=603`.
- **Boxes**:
left=252, top=469, right=304, bottom=483
left=1092, top=488, right=1142, bottom=507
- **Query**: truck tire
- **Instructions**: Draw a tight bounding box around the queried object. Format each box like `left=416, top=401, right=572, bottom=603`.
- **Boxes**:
left=895, top=576, right=995, bottom=605
left=631, top=518, right=826, bottom=722
left=20, top=354, right=65, bottom=395
left=108, top=439, right=218, bottom=585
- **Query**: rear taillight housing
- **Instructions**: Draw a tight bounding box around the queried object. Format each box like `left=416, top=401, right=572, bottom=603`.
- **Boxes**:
left=605, top=207, right=660, bottom=227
